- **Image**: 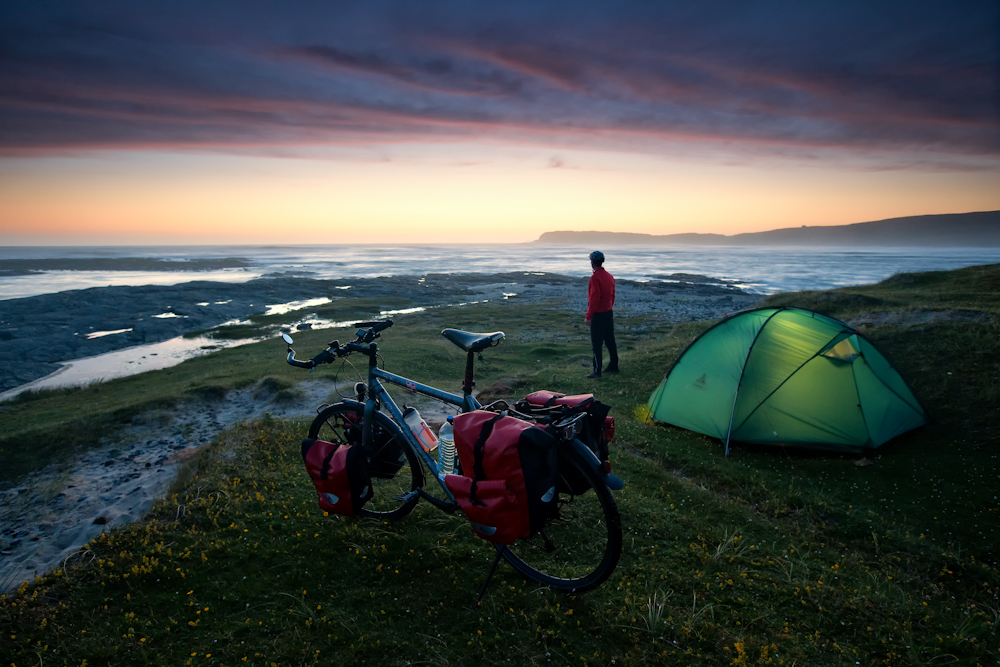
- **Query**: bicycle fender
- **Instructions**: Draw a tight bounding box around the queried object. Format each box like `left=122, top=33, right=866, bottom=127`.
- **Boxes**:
left=604, top=473, right=624, bottom=491
left=564, top=439, right=624, bottom=491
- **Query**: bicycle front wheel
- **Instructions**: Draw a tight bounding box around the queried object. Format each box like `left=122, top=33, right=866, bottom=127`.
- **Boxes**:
left=308, top=401, right=423, bottom=521
left=501, top=446, right=622, bottom=592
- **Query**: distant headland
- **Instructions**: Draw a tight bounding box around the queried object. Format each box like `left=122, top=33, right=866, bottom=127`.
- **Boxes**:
left=535, top=210, right=1000, bottom=246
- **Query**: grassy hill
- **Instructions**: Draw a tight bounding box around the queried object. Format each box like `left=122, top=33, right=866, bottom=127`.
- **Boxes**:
left=1, top=264, right=998, bottom=666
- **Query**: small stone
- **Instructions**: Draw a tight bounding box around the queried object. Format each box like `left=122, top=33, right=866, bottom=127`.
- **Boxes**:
left=92, top=516, right=108, bottom=525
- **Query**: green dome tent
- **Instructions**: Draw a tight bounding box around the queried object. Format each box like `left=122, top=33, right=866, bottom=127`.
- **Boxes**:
left=647, top=307, right=927, bottom=455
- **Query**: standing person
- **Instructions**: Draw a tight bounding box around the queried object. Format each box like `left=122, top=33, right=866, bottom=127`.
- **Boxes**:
left=585, top=250, right=618, bottom=379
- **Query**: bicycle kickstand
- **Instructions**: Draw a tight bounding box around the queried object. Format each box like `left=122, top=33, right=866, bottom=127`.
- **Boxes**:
left=475, top=546, right=507, bottom=606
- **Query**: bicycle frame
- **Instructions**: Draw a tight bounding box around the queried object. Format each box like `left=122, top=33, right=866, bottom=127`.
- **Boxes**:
left=360, top=344, right=480, bottom=500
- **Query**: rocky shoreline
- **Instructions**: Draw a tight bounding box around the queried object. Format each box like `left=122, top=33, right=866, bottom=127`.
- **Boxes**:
left=0, top=272, right=760, bottom=393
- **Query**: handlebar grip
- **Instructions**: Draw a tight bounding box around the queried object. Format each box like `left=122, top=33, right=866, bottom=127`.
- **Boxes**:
left=286, top=350, right=314, bottom=369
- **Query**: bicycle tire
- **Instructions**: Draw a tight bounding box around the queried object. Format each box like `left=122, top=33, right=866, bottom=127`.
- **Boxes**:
left=500, top=444, right=622, bottom=592
left=308, top=401, right=423, bottom=521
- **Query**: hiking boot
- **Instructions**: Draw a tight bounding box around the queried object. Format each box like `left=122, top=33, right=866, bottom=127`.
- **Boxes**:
left=586, top=371, right=602, bottom=379
left=604, top=366, right=620, bottom=374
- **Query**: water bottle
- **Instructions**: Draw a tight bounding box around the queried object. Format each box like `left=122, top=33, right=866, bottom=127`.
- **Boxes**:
left=437, top=416, right=456, bottom=476
left=401, top=407, right=438, bottom=453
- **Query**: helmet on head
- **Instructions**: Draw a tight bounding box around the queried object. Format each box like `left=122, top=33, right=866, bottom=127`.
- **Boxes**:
left=589, top=250, right=605, bottom=263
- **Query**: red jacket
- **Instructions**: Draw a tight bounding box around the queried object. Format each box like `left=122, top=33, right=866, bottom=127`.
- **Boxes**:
left=586, top=267, right=615, bottom=320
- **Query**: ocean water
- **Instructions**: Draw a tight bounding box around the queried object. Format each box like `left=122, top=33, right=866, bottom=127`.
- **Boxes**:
left=2, top=243, right=998, bottom=397
left=2, top=244, right=1000, bottom=301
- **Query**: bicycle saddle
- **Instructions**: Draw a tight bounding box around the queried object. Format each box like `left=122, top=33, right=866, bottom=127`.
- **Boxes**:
left=441, top=329, right=505, bottom=353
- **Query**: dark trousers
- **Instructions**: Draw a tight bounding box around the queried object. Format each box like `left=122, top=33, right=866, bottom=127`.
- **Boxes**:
left=590, top=310, right=618, bottom=374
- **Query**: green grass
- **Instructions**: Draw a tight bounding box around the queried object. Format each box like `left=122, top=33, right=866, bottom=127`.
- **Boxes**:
left=757, top=262, right=1000, bottom=319
left=0, top=297, right=666, bottom=484
left=2, top=265, right=999, bottom=665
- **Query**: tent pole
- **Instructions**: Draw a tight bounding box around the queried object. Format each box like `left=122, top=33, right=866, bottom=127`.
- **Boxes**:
left=724, top=394, right=738, bottom=458
left=722, top=309, right=786, bottom=457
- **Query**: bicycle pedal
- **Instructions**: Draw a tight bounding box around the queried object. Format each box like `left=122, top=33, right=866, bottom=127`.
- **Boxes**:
left=397, top=490, right=419, bottom=503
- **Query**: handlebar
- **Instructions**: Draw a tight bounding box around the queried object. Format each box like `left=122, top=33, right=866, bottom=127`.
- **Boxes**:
left=284, top=319, right=393, bottom=369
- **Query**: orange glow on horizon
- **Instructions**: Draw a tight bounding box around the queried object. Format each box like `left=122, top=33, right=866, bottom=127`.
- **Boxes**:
left=1, top=147, right=998, bottom=245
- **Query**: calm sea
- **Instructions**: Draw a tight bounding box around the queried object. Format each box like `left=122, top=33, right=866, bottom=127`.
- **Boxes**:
left=3, top=244, right=1000, bottom=301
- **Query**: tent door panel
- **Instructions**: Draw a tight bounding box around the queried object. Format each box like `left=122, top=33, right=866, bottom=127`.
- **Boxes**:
left=733, top=357, right=868, bottom=447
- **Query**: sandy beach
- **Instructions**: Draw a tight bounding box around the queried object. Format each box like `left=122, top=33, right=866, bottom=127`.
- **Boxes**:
left=0, top=272, right=760, bottom=592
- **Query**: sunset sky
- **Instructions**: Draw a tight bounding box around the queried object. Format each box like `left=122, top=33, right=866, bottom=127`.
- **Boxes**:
left=1, top=1, right=997, bottom=245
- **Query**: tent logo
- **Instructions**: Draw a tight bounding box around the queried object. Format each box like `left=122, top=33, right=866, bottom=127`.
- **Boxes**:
left=692, top=374, right=707, bottom=390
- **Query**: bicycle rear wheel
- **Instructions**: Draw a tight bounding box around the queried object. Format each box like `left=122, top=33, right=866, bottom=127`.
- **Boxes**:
left=308, top=401, right=423, bottom=521
left=501, top=445, right=622, bottom=592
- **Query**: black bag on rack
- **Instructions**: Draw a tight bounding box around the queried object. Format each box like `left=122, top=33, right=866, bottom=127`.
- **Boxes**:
left=339, top=412, right=406, bottom=479
left=517, top=391, right=615, bottom=495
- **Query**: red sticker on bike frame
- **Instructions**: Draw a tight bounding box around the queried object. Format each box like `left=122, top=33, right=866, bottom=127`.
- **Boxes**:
left=405, top=381, right=417, bottom=393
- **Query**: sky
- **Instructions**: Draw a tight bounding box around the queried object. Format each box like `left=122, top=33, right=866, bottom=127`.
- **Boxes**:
left=1, top=1, right=998, bottom=245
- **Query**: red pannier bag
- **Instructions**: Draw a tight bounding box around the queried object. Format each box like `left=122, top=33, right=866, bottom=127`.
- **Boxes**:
left=301, top=438, right=373, bottom=516
left=445, top=411, right=557, bottom=544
